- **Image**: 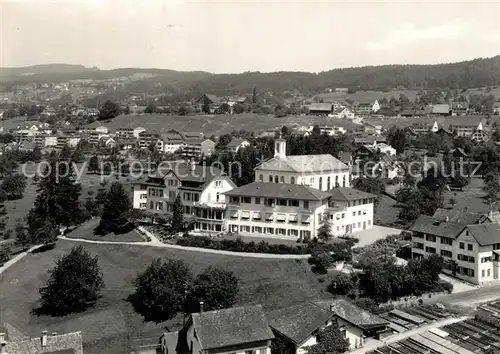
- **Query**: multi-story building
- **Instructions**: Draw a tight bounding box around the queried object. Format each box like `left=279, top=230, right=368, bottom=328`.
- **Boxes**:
left=224, top=183, right=375, bottom=239
left=410, top=209, right=500, bottom=285
left=131, top=163, right=236, bottom=234
left=82, top=125, right=110, bottom=145
left=181, top=139, right=215, bottom=160
left=0, top=328, right=83, bottom=354
left=226, top=138, right=250, bottom=153
left=449, top=116, right=485, bottom=138
left=224, top=182, right=331, bottom=240
left=57, top=135, right=81, bottom=148
left=138, top=131, right=162, bottom=150
left=116, top=126, right=145, bottom=139
left=411, top=121, right=439, bottom=134
left=254, top=139, right=350, bottom=190
left=161, top=132, right=185, bottom=154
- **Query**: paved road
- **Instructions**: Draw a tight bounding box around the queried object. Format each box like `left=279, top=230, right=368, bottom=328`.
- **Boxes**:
left=429, top=284, right=500, bottom=306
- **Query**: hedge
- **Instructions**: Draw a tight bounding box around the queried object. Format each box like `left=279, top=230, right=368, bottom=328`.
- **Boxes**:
left=176, top=236, right=355, bottom=256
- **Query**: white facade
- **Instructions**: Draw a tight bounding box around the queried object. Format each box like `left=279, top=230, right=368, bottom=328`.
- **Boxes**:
left=337, top=318, right=365, bottom=350
left=44, top=136, right=58, bottom=147
left=255, top=139, right=351, bottom=191
left=372, top=100, right=380, bottom=113
left=132, top=183, right=148, bottom=209
left=328, top=194, right=375, bottom=236
left=226, top=195, right=328, bottom=240
left=375, top=143, right=396, bottom=156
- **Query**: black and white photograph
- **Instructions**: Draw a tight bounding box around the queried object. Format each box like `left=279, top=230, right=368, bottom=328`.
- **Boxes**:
left=1, top=0, right=500, bottom=353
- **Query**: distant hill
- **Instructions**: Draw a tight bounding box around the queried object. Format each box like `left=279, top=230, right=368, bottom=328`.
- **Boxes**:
left=0, top=64, right=95, bottom=77
left=3, top=56, right=500, bottom=97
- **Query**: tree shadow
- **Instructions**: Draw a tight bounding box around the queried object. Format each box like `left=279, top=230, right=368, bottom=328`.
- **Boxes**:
left=31, top=243, right=56, bottom=254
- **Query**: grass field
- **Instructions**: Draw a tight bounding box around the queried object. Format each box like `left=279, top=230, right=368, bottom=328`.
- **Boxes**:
left=443, top=177, right=489, bottom=214
left=91, top=112, right=361, bottom=135
left=0, top=239, right=330, bottom=353
left=65, top=218, right=145, bottom=242
left=311, top=90, right=420, bottom=103
left=374, top=195, right=402, bottom=227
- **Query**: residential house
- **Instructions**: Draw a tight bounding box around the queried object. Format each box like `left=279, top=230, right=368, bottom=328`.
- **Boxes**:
left=338, top=152, right=353, bottom=167
left=116, top=126, right=146, bottom=140
left=224, top=182, right=331, bottom=239
left=0, top=327, right=83, bottom=354
left=132, top=163, right=235, bottom=234
left=452, top=148, right=468, bottom=159
left=138, top=131, right=163, bottom=150
left=254, top=139, right=351, bottom=190
left=410, top=209, right=500, bottom=285
left=436, top=127, right=453, bottom=137
left=372, top=100, right=380, bottom=113
left=493, top=102, right=500, bottom=115
left=319, top=126, right=346, bottom=136
left=160, top=305, right=274, bottom=354
left=267, top=301, right=335, bottom=354
left=307, top=103, right=333, bottom=116
left=83, top=125, right=110, bottom=145
left=353, top=145, right=377, bottom=162
left=411, top=121, right=439, bottom=134
left=355, top=102, right=373, bottom=116
left=100, top=137, right=117, bottom=148
left=182, top=139, right=215, bottom=160
left=451, top=102, right=469, bottom=116
left=361, top=122, right=382, bottom=136
left=161, top=132, right=185, bottom=154
left=375, top=143, right=396, bottom=156
left=330, top=107, right=354, bottom=119
left=226, top=138, right=250, bottom=153
left=129, top=104, right=147, bottom=114
left=432, top=104, right=451, bottom=116
left=328, top=188, right=375, bottom=235
left=196, top=94, right=221, bottom=113
left=448, top=115, right=485, bottom=139
left=258, top=129, right=277, bottom=138
left=235, top=96, right=251, bottom=105
left=315, top=299, right=390, bottom=350
left=354, top=137, right=376, bottom=148
left=56, top=135, right=81, bottom=149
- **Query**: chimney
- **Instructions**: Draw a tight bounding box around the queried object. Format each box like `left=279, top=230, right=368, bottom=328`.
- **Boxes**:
left=445, top=216, right=449, bottom=222
left=329, top=304, right=335, bottom=313
left=199, top=301, right=204, bottom=313
left=41, top=331, right=47, bottom=347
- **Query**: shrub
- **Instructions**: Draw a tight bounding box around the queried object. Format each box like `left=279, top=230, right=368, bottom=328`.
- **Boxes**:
left=177, top=235, right=353, bottom=255
left=328, top=271, right=356, bottom=295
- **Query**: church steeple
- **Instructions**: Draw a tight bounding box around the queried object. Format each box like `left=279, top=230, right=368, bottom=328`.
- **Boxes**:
left=274, top=136, right=286, bottom=158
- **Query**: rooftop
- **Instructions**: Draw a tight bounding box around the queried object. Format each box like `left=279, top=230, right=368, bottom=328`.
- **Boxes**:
left=226, top=138, right=249, bottom=148
left=191, top=305, right=274, bottom=350
left=330, top=187, right=377, bottom=201
left=432, top=208, right=482, bottom=225
left=315, top=299, right=387, bottom=329
left=224, top=182, right=332, bottom=201
left=409, top=215, right=464, bottom=239
left=267, top=302, right=334, bottom=344
left=467, top=223, right=500, bottom=246
left=1, top=327, right=83, bottom=354
left=256, top=154, right=349, bottom=173
left=154, top=163, right=225, bottom=184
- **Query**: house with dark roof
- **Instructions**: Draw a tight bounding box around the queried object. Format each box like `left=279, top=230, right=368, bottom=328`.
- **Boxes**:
left=448, top=115, right=486, bottom=139
left=131, top=163, right=236, bottom=235
left=160, top=305, right=274, bottom=354
left=452, top=148, right=468, bottom=159
left=451, top=102, right=469, bottom=116
left=267, top=301, right=335, bottom=354
left=195, top=94, right=221, bottom=113
left=410, top=210, right=500, bottom=285
left=315, top=299, right=390, bottom=350
left=226, top=138, right=250, bottom=153
left=0, top=327, right=83, bottom=354
left=307, top=103, right=333, bottom=116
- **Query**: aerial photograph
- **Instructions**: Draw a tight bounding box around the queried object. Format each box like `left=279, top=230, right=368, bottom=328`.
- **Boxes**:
left=1, top=0, right=500, bottom=353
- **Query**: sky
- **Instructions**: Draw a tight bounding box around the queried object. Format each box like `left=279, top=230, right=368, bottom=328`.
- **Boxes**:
left=1, top=0, right=500, bottom=73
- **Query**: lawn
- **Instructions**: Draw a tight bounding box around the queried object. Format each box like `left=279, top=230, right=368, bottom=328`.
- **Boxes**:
left=65, top=218, right=145, bottom=242
left=2, top=163, right=132, bottom=231
left=443, top=176, right=489, bottom=214
left=374, top=195, right=402, bottom=227
left=90, top=113, right=360, bottom=136
left=0, top=239, right=331, bottom=353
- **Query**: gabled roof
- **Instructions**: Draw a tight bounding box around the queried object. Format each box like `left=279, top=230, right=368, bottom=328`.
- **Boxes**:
left=196, top=94, right=220, bottom=104
left=308, top=103, right=333, bottom=111
left=452, top=148, right=468, bottom=157
left=409, top=215, right=464, bottom=239
left=449, top=115, right=485, bottom=127
left=190, top=305, right=274, bottom=350
left=255, top=154, right=349, bottom=173
left=226, top=138, right=249, bottom=148
left=432, top=104, right=450, bottom=114
left=156, top=163, right=225, bottom=184
left=315, top=299, right=387, bottom=329
left=330, top=187, right=377, bottom=201
left=337, top=151, right=352, bottom=164
left=224, top=182, right=331, bottom=201
left=267, top=302, right=334, bottom=344
left=466, top=223, right=500, bottom=246
left=432, top=208, right=482, bottom=225
left=2, top=329, right=83, bottom=354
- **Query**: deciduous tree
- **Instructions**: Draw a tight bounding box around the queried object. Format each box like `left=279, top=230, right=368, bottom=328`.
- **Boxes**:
left=39, top=245, right=104, bottom=315
left=95, top=182, right=132, bottom=235
left=98, top=100, right=121, bottom=120
left=131, top=258, right=193, bottom=323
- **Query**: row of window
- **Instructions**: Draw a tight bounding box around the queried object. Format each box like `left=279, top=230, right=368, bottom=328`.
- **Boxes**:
left=458, top=267, right=475, bottom=277
left=481, top=269, right=492, bottom=279
left=459, top=242, right=474, bottom=251
left=229, top=196, right=307, bottom=208
left=257, top=174, right=347, bottom=189
left=481, top=256, right=493, bottom=263
left=457, top=254, right=475, bottom=263
left=149, top=188, right=164, bottom=197
left=424, top=234, right=452, bottom=245
left=228, top=225, right=311, bottom=238
left=183, top=192, right=200, bottom=202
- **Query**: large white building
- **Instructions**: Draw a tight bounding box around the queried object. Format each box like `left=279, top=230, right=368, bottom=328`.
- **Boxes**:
left=255, top=138, right=351, bottom=190
left=410, top=209, right=500, bottom=285
left=223, top=184, right=375, bottom=240
left=131, top=163, right=236, bottom=234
